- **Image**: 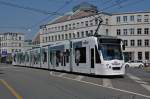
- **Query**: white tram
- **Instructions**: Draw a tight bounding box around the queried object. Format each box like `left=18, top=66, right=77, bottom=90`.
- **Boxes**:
left=13, top=36, right=125, bottom=76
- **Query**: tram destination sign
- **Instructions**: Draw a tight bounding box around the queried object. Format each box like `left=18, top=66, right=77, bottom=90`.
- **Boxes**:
left=99, top=38, right=121, bottom=44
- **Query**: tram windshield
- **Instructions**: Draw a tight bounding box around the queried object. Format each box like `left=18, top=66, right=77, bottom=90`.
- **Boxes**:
left=99, top=44, right=123, bottom=60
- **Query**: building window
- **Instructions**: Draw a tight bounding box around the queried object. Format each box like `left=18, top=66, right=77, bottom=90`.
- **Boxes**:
left=137, top=28, right=142, bottom=34
left=65, top=34, right=68, bottom=39
left=129, top=28, right=134, bottom=35
left=144, top=28, right=149, bottom=34
left=145, top=39, right=149, bottom=46
left=55, top=35, right=57, bottom=41
left=106, top=29, right=108, bottom=36
left=19, top=43, right=21, bottom=47
left=117, top=29, right=121, bottom=35
left=73, top=33, right=75, bottom=38
left=19, top=36, right=21, bottom=40
left=123, top=29, right=127, bottom=35
left=65, top=25, right=68, bottom=30
left=105, top=18, right=108, bottom=24
left=144, top=15, right=149, bottom=22
left=130, top=40, right=135, bottom=46
left=138, top=52, right=142, bottom=60
left=86, top=31, right=88, bottom=36
left=73, top=23, right=76, bottom=29
left=69, top=24, right=71, bottom=29
left=52, top=36, right=54, bottom=41
left=116, top=16, right=120, bottom=23
left=95, top=18, right=98, bottom=25
left=137, top=40, right=142, bottom=46
left=62, top=34, right=64, bottom=40
left=58, top=26, right=60, bottom=30
left=145, top=51, right=149, bottom=60
left=85, top=21, right=88, bottom=26
left=124, top=40, right=128, bottom=46
left=137, top=15, right=142, bottom=22
left=49, top=36, right=51, bottom=41
left=45, top=37, right=48, bottom=42
left=76, top=22, right=79, bottom=28
left=69, top=33, right=71, bottom=39
left=55, top=27, right=57, bottom=31
left=90, top=30, right=93, bottom=35
left=58, top=35, right=61, bottom=40
left=81, top=31, right=84, bottom=37
left=90, top=20, right=93, bottom=26
left=123, top=16, right=127, bottom=22
left=61, top=26, right=64, bottom=30
left=77, top=32, right=80, bottom=38
left=42, top=37, right=44, bottom=42
left=130, top=15, right=134, bottom=21
left=81, top=22, right=84, bottom=27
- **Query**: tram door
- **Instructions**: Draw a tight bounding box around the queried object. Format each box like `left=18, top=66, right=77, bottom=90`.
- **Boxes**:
left=49, top=51, right=56, bottom=69
left=90, top=48, right=95, bottom=74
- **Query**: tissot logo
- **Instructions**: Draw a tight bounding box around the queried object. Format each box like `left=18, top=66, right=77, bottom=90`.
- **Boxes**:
left=112, top=61, right=120, bottom=65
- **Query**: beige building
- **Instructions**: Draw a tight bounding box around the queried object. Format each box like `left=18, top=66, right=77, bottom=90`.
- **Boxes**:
left=0, top=32, right=24, bottom=62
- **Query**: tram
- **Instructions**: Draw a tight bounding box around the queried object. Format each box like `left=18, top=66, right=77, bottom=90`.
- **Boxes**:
left=12, top=36, right=125, bottom=76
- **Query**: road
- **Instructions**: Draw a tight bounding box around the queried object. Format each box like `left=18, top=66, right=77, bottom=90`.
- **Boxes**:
left=0, top=64, right=150, bottom=99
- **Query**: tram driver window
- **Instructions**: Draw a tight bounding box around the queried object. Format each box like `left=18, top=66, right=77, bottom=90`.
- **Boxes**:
left=75, top=47, right=86, bottom=65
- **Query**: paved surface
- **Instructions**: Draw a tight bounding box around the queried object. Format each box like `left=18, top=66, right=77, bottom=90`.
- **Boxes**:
left=0, top=64, right=150, bottom=99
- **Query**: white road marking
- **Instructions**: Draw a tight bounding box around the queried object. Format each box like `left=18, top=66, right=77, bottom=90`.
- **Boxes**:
left=75, top=75, right=84, bottom=81
left=102, top=79, right=113, bottom=88
left=49, top=72, right=150, bottom=98
left=0, top=67, right=18, bottom=69
left=127, top=73, right=150, bottom=92
left=58, top=73, right=66, bottom=77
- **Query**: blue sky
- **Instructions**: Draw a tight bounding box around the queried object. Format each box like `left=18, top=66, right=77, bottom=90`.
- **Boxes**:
left=0, top=0, right=150, bottom=39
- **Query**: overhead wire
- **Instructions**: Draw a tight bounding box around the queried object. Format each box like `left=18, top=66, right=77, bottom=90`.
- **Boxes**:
left=29, top=0, right=74, bottom=29
left=0, top=0, right=62, bottom=15
left=0, top=0, right=146, bottom=31
left=114, top=0, right=146, bottom=9
left=0, top=0, right=73, bottom=30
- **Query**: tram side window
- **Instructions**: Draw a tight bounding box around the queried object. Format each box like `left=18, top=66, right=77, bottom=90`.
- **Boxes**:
left=56, top=51, right=61, bottom=66
left=43, top=51, right=47, bottom=62
left=75, top=47, right=86, bottom=64
left=26, top=54, right=29, bottom=62
left=66, top=49, right=70, bottom=63
left=95, top=46, right=101, bottom=63
left=13, top=54, right=16, bottom=62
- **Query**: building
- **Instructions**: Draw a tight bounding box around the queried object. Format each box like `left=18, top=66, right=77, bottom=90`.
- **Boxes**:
left=0, top=32, right=24, bottom=63
left=39, top=2, right=150, bottom=62
left=23, top=40, right=33, bottom=51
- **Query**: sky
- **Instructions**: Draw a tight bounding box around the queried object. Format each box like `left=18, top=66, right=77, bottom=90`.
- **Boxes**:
left=0, top=0, right=150, bottom=40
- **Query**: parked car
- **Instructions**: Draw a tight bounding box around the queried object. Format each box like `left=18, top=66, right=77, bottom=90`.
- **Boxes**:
left=125, top=60, right=144, bottom=68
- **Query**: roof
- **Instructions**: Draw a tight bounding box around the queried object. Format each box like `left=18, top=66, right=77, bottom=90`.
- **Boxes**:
left=40, top=2, right=112, bottom=27
left=46, top=10, right=97, bottom=25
